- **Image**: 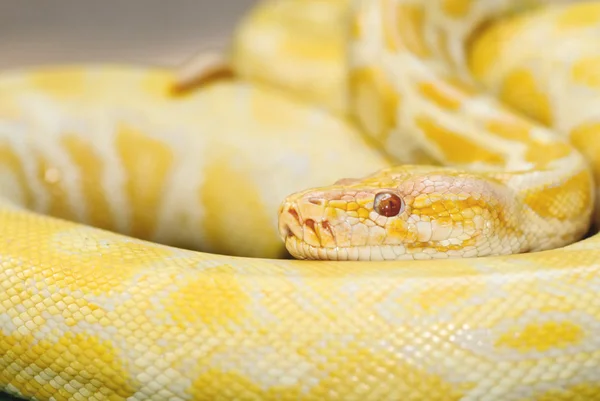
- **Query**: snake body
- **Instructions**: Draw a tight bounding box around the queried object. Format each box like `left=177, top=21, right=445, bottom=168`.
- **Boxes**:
left=2, top=0, right=600, bottom=400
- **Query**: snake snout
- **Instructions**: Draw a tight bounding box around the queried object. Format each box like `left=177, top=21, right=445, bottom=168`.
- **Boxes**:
left=278, top=194, right=338, bottom=254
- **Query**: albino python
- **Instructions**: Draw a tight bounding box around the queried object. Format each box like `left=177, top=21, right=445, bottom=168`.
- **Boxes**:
left=2, top=0, right=600, bottom=400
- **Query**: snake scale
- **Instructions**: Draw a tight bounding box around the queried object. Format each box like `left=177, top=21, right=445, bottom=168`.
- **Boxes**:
left=1, top=0, right=600, bottom=399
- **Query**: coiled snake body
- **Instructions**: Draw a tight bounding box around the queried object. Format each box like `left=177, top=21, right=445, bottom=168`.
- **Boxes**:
left=2, top=0, right=600, bottom=400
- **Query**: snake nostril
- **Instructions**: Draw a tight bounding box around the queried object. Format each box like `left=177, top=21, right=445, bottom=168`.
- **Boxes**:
left=308, top=198, right=323, bottom=205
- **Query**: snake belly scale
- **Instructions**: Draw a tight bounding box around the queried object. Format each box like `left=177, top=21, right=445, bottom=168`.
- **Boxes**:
left=1, top=0, right=600, bottom=400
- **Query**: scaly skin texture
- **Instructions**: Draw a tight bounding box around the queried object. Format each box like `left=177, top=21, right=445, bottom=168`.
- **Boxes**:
left=2, top=1, right=600, bottom=401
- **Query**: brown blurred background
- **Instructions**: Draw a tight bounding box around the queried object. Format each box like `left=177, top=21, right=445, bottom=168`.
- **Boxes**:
left=0, top=0, right=256, bottom=68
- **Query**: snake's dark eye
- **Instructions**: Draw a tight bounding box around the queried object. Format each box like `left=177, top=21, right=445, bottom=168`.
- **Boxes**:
left=374, top=192, right=404, bottom=217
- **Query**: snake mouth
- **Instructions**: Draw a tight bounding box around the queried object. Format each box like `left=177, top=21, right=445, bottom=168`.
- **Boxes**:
left=283, top=235, right=375, bottom=261
left=285, top=235, right=341, bottom=260
left=284, top=236, right=412, bottom=261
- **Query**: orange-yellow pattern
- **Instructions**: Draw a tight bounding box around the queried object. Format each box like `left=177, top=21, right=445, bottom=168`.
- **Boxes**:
left=116, top=123, right=174, bottom=240
left=350, top=66, right=401, bottom=143
left=523, top=170, right=593, bottom=221
left=442, top=0, right=473, bottom=17
left=62, top=135, right=114, bottom=231
left=499, top=69, right=553, bottom=126
left=416, top=116, right=505, bottom=165
left=495, top=321, right=585, bottom=352
left=395, top=4, right=431, bottom=57
left=164, top=265, right=251, bottom=327
left=0, top=332, right=137, bottom=400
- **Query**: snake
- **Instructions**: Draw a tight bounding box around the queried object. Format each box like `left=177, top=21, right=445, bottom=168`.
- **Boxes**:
left=1, top=0, right=600, bottom=399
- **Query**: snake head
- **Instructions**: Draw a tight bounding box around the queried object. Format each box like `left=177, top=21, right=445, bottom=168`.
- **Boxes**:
left=278, top=166, right=520, bottom=260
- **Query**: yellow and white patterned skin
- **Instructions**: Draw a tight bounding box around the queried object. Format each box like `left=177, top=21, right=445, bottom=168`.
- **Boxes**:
left=229, top=0, right=350, bottom=114
left=2, top=1, right=600, bottom=401
left=468, top=1, right=600, bottom=222
left=227, top=0, right=437, bottom=164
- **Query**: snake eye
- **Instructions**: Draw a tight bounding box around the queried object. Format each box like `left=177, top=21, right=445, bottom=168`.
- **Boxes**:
left=374, top=192, right=404, bottom=217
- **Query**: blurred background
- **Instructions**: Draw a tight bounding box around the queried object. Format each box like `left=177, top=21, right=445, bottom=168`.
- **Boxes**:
left=0, top=0, right=256, bottom=68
